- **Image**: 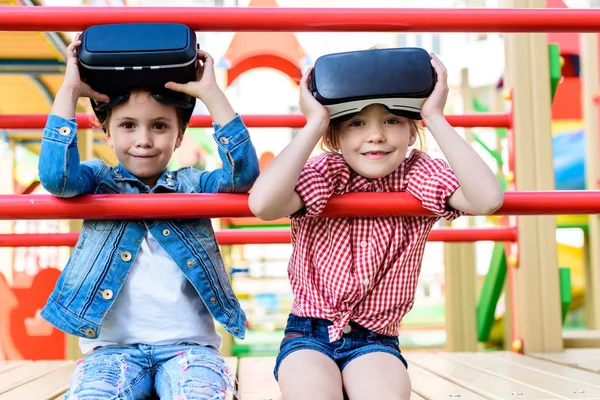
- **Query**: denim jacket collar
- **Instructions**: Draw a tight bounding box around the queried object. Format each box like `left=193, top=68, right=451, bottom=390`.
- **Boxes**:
left=111, top=164, right=179, bottom=192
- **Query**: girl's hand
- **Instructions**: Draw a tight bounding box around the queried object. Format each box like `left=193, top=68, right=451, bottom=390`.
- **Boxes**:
left=165, top=50, right=221, bottom=101
left=60, top=33, right=110, bottom=103
left=421, top=53, right=449, bottom=119
left=299, top=67, right=330, bottom=127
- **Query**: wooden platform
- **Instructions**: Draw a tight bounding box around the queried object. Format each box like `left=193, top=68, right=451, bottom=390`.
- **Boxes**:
left=1, top=349, right=599, bottom=399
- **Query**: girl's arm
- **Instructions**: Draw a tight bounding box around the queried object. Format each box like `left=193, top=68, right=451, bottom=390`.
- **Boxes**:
left=248, top=68, right=330, bottom=220
left=421, top=54, right=504, bottom=215
left=39, top=34, right=110, bottom=198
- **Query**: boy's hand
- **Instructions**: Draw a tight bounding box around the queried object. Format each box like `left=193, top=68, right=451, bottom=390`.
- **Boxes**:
left=166, top=50, right=235, bottom=127
left=165, top=50, right=221, bottom=101
left=421, top=53, right=448, bottom=120
left=60, top=33, right=110, bottom=103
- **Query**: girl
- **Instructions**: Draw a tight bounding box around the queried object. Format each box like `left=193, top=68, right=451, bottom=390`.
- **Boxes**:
left=248, top=52, right=504, bottom=400
left=38, top=34, right=260, bottom=399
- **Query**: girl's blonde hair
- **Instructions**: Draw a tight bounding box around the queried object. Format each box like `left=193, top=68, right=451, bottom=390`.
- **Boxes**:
left=320, top=44, right=427, bottom=153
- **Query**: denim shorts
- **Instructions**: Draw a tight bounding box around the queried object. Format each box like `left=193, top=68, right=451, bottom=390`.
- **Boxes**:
left=274, top=313, right=408, bottom=381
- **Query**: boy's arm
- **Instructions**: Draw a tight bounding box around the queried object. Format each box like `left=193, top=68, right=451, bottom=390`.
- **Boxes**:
left=165, top=51, right=260, bottom=193
left=38, top=89, right=98, bottom=197
left=196, top=113, right=260, bottom=194
left=38, top=34, right=109, bottom=198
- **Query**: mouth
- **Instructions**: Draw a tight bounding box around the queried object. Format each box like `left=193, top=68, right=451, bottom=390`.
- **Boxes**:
left=130, top=154, right=158, bottom=159
left=361, top=151, right=392, bottom=159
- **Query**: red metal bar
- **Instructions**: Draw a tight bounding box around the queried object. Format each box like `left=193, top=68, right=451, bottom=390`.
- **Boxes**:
left=0, top=227, right=517, bottom=247
left=0, top=113, right=511, bottom=130
left=2, top=7, right=600, bottom=32
left=0, top=191, right=599, bottom=220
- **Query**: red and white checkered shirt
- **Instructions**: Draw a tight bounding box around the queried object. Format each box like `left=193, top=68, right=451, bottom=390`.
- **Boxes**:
left=289, top=150, right=464, bottom=342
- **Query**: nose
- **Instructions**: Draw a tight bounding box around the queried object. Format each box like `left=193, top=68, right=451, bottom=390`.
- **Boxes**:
left=134, top=128, right=152, bottom=148
left=367, top=125, right=386, bottom=143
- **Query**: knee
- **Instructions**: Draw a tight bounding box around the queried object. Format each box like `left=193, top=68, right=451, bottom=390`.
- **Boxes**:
left=173, top=348, right=232, bottom=400
left=66, top=353, right=131, bottom=399
left=177, top=379, right=228, bottom=400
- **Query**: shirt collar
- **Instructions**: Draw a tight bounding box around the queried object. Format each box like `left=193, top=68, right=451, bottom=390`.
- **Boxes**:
left=111, top=164, right=178, bottom=192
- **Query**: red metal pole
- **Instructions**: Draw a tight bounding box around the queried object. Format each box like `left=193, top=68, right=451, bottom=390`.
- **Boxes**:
left=0, top=227, right=517, bottom=247
left=0, top=113, right=511, bottom=130
left=2, top=7, right=600, bottom=32
left=0, top=191, right=599, bottom=220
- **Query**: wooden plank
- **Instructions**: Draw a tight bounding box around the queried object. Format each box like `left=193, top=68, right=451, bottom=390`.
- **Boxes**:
left=486, top=352, right=600, bottom=386
left=224, top=357, right=238, bottom=400
left=0, top=361, right=71, bottom=394
left=0, top=363, right=74, bottom=400
left=0, top=362, right=30, bottom=374
left=444, top=352, right=600, bottom=398
left=501, top=0, right=563, bottom=354
left=408, top=362, right=486, bottom=400
left=405, top=352, right=567, bottom=399
left=580, top=32, right=600, bottom=329
left=563, top=330, right=600, bottom=349
left=237, top=357, right=281, bottom=400
left=531, top=349, right=600, bottom=373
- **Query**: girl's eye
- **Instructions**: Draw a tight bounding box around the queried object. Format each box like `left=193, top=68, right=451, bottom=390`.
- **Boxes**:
left=385, top=118, right=400, bottom=124
left=120, top=122, right=134, bottom=129
left=153, top=123, right=167, bottom=130
left=348, top=120, right=364, bottom=127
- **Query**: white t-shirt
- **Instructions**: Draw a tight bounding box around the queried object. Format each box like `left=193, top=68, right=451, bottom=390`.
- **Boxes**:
left=80, top=231, right=221, bottom=353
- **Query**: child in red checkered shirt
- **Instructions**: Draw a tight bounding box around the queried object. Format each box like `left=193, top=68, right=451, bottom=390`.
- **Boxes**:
left=249, top=52, right=504, bottom=400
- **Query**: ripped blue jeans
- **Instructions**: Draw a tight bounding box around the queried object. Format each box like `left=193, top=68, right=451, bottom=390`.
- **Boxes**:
left=64, top=343, right=235, bottom=400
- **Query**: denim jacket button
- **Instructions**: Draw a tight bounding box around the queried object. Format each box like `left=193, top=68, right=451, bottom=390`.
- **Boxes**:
left=219, top=136, right=230, bottom=145
left=102, top=289, right=113, bottom=300
left=163, top=229, right=170, bottom=236
left=120, top=252, right=132, bottom=262
left=186, top=260, right=195, bottom=268
left=210, top=297, right=216, bottom=304
left=85, top=328, right=96, bottom=338
left=59, top=126, right=71, bottom=136
left=343, top=325, right=352, bottom=334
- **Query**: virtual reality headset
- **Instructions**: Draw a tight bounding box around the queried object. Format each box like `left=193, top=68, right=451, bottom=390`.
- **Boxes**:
left=309, top=47, right=436, bottom=120
left=77, top=22, right=198, bottom=128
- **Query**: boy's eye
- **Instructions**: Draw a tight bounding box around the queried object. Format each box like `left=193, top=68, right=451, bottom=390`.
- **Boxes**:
left=153, top=123, right=167, bottom=130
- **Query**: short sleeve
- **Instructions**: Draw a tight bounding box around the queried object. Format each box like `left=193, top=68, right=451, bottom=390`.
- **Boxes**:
left=293, top=153, right=350, bottom=217
left=405, top=153, right=465, bottom=221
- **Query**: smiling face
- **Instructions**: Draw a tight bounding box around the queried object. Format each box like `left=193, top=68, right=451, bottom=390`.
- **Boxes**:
left=334, top=104, right=417, bottom=179
left=104, top=90, right=183, bottom=188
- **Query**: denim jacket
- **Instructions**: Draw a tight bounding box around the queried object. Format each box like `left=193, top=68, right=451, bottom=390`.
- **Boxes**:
left=38, top=114, right=259, bottom=341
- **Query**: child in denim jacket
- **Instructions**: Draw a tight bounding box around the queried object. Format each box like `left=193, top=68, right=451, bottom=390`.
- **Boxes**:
left=39, top=33, right=259, bottom=400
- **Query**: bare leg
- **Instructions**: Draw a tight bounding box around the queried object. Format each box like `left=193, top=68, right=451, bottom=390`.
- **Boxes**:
left=342, top=352, right=411, bottom=400
left=278, top=350, right=344, bottom=400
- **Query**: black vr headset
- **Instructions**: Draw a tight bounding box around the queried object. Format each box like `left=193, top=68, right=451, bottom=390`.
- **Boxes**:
left=77, top=23, right=198, bottom=129
left=309, top=47, right=436, bottom=121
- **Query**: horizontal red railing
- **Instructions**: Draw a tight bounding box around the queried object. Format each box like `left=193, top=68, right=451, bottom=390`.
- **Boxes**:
left=2, top=7, right=600, bottom=32
left=0, top=113, right=512, bottom=130
left=0, top=191, right=598, bottom=220
left=0, top=227, right=517, bottom=247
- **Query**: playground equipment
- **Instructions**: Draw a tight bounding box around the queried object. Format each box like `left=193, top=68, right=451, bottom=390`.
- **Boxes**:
left=1, top=2, right=600, bottom=398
